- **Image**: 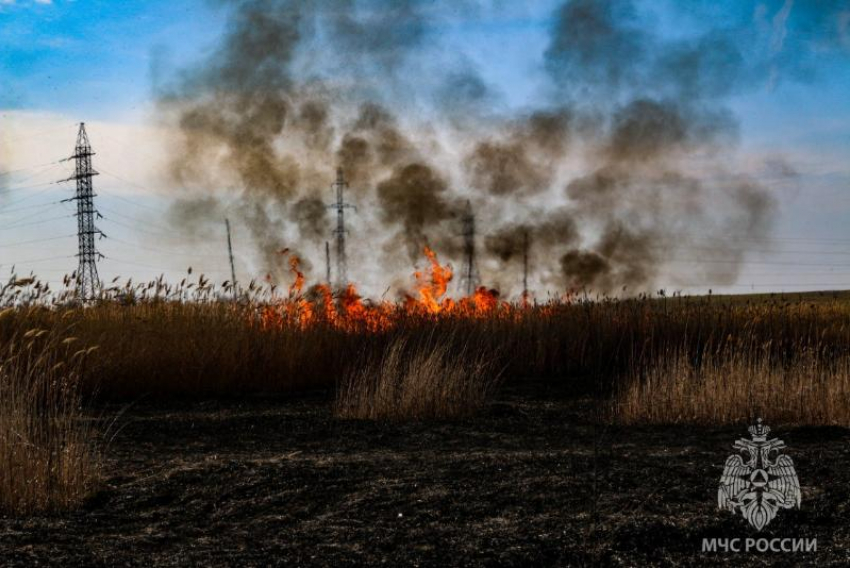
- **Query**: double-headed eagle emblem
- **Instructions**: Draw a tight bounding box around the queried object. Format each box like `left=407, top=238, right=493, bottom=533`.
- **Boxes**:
left=718, top=419, right=801, bottom=531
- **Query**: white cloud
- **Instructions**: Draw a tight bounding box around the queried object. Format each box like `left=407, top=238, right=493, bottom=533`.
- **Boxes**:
left=1, top=109, right=172, bottom=197
left=0, top=110, right=235, bottom=286
left=0, top=0, right=55, bottom=5
left=0, top=0, right=55, bottom=6
left=771, top=0, right=794, bottom=53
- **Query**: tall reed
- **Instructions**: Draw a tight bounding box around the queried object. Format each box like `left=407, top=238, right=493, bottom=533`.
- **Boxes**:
left=0, top=318, right=99, bottom=514
left=335, top=331, right=501, bottom=421
left=616, top=342, right=850, bottom=425
left=5, top=274, right=850, bottom=425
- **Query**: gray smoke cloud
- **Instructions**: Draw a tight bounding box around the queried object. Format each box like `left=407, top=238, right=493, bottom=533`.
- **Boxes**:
left=335, top=103, right=417, bottom=194
left=376, top=162, right=458, bottom=261
left=290, top=197, right=330, bottom=241
left=536, top=0, right=777, bottom=293
left=157, top=0, right=821, bottom=296
left=465, top=109, right=572, bottom=197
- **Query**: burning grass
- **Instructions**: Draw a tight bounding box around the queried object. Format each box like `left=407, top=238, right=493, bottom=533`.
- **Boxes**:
left=0, top=315, right=99, bottom=515
left=3, top=248, right=850, bottom=426
left=4, top=276, right=850, bottom=518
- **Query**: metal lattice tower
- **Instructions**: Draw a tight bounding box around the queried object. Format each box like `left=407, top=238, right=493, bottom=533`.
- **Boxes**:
left=329, top=168, right=354, bottom=288
left=62, top=123, right=104, bottom=302
left=459, top=200, right=480, bottom=296
left=225, top=218, right=237, bottom=294
left=325, top=241, right=331, bottom=285
left=521, top=228, right=530, bottom=302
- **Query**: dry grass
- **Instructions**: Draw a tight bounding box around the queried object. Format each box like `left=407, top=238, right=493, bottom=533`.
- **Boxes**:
left=5, top=275, right=850, bottom=425
left=0, top=320, right=99, bottom=514
left=65, top=302, right=343, bottom=398
left=3, top=274, right=850, bottom=518
left=616, top=346, right=850, bottom=426
left=335, top=332, right=501, bottom=421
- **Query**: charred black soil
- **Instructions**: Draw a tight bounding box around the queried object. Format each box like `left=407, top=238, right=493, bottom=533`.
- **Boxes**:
left=1, top=380, right=848, bottom=567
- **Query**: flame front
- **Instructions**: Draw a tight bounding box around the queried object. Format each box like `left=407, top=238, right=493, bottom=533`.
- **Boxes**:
left=407, top=246, right=454, bottom=314
left=257, top=246, right=524, bottom=333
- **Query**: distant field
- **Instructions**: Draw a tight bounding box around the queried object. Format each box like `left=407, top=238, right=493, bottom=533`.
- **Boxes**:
left=670, top=289, right=850, bottom=304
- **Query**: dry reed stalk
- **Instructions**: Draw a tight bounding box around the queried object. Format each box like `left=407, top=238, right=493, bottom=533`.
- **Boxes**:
left=5, top=280, right=850, bottom=426
left=0, top=324, right=99, bottom=514
left=335, top=332, right=501, bottom=421
left=616, top=347, right=850, bottom=425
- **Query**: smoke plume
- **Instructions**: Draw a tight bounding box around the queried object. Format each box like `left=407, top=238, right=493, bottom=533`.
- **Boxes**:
left=156, top=0, right=811, bottom=296
left=376, top=163, right=456, bottom=261
left=538, top=0, right=776, bottom=292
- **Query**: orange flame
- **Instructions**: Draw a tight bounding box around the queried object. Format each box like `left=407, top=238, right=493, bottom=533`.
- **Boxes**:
left=254, top=246, right=525, bottom=333
left=288, top=255, right=304, bottom=298
left=408, top=246, right=453, bottom=314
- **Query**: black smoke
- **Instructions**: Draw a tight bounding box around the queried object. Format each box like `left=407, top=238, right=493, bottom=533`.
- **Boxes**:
left=156, top=0, right=823, bottom=296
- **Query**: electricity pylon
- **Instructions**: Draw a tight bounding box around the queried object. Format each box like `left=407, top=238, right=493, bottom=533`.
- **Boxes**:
left=225, top=218, right=237, bottom=296
left=458, top=200, right=480, bottom=296
left=328, top=168, right=355, bottom=289
left=61, top=123, right=104, bottom=302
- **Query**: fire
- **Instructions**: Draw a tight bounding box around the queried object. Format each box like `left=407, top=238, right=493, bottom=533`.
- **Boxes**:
left=339, top=284, right=394, bottom=332
left=465, top=286, right=500, bottom=316
left=407, top=246, right=454, bottom=314
left=288, top=255, right=304, bottom=297
left=255, top=246, right=526, bottom=333
left=316, top=283, right=337, bottom=322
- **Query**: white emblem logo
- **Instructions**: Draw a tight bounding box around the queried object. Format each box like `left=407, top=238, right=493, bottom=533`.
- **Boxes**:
left=718, top=419, right=801, bottom=531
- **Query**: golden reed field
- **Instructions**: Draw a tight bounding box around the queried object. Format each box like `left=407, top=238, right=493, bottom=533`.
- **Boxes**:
left=2, top=247, right=850, bottom=516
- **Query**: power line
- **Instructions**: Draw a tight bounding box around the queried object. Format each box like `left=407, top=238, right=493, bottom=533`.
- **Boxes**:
left=0, top=214, right=74, bottom=232
left=96, top=167, right=165, bottom=212
left=102, top=255, right=230, bottom=274
left=681, top=232, right=850, bottom=245
left=85, top=205, right=850, bottom=265
left=1, top=269, right=76, bottom=275
left=0, top=234, right=75, bottom=248
left=98, top=189, right=163, bottom=213
left=96, top=171, right=246, bottom=220
left=0, top=180, right=60, bottom=194
left=0, top=159, right=64, bottom=178
left=100, top=256, right=173, bottom=271
left=731, top=271, right=850, bottom=276
left=0, top=199, right=65, bottom=217
left=0, top=183, right=69, bottom=210
left=0, top=162, right=65, bottom=188
left=668, top=258, right=850, bottom=268
left=2, top=254, right=76, bottom=265
left=97, top=204, right=194, bottom=235
left=94, top=131, right=167, bottom=172
left=106, top=235, right=227, bottom=259
left=657, top=244, right=850, bottom=257
left=100, top=215, right=189, bottom=239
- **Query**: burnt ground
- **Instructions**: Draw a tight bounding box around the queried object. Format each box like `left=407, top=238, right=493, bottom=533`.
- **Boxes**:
left=1, top=379, right=848, bottom=567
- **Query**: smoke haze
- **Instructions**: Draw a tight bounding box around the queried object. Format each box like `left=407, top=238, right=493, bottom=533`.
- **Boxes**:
left=155, top=0, right=833, bottom=297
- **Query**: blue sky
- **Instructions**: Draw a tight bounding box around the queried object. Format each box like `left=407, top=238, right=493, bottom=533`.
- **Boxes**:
left=0, top=0, right=226, bottom=117
left=3, top=0, right=848, bottom=147
left=1, top=0, right=850, bottom=296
